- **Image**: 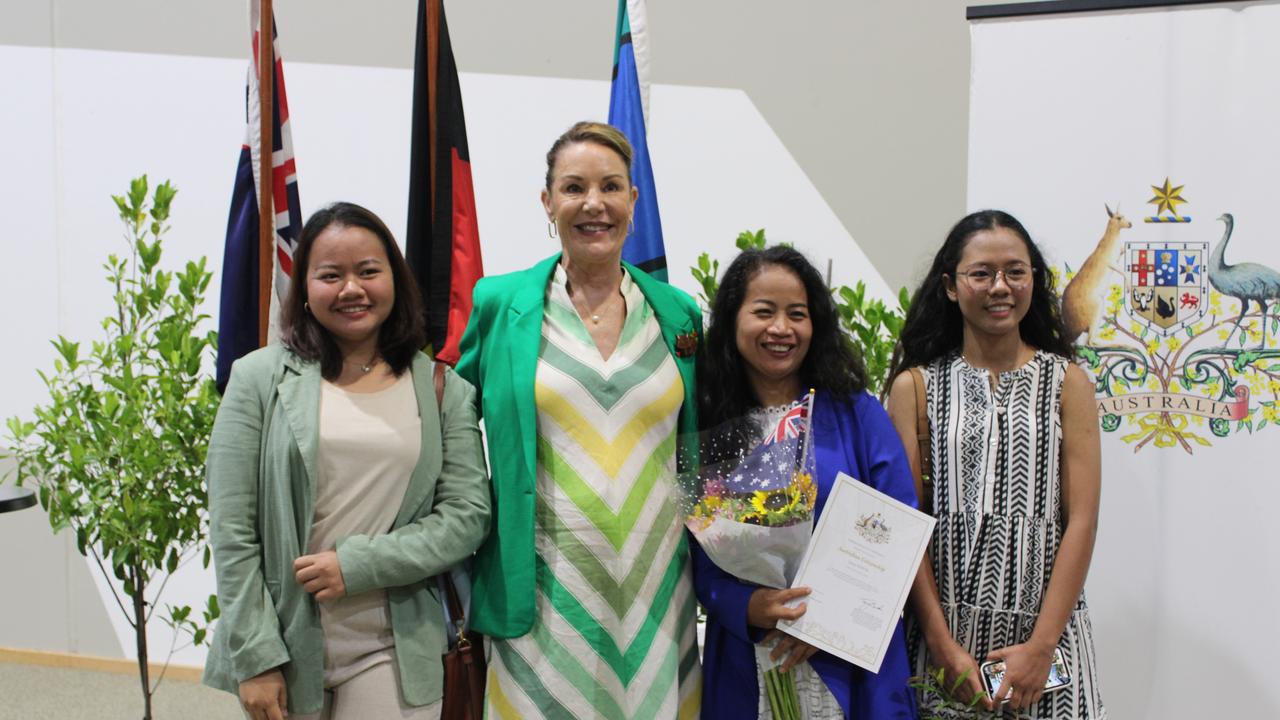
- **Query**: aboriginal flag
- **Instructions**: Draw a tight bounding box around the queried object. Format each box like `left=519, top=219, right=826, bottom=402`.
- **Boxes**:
left=406, top=0, right=483, bottom=366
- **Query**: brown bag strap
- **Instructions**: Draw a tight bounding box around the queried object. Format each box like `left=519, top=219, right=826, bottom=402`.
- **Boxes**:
left=431, top=361, right=470, bottom=645
left=908, top=367, right=933, bottom=516
left=433, top=360, right=446, bottom=410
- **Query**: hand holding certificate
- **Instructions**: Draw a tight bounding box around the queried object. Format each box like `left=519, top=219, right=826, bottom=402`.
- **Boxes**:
left=778, top=471, right=935, bottom=673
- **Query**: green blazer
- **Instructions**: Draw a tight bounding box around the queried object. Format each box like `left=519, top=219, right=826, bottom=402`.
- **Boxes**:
left=202, top=344, right=490, bottom=714
left=455, top=253, right=701, bottom=638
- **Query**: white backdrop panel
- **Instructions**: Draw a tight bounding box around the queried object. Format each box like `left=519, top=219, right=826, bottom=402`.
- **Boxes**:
left=0, top=43, right=888, bottom=665
left=970, top=4, right=1280, bottom=718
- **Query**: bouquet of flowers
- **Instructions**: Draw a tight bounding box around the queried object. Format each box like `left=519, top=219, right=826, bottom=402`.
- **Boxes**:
left=680, top=391, right=817, bottom=718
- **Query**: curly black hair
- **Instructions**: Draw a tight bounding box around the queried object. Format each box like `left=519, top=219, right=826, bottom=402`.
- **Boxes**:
left=887, top=209, right=1072, bottom=384
left=281, top=202, right=427, bottom=380
left=698, top=246, right=867, bottom=431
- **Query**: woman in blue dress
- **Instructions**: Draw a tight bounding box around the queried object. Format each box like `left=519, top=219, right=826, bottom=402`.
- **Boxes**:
left=694, top=246, right=919, bottom=719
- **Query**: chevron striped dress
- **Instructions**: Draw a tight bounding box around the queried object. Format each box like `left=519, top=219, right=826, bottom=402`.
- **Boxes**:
left=484, top=267, right=701, bottom=720
left=908, top=351, right=1105, bottom=719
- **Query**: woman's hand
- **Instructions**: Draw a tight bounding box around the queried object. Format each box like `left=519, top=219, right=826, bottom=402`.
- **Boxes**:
left=294, top=551, right=346, bottom=602
left=987, top=641, right=1055, bottom=710
left=762, top=629, right=820, bottom=672
left=239, top=668, right=288, bottom=720
left=928, top=636, right=994, bottom=711
left=746, top=586, right=810, bottom=629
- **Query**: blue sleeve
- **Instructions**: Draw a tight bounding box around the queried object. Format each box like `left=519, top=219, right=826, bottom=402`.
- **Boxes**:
left=855, top=392, right=919, bottom=510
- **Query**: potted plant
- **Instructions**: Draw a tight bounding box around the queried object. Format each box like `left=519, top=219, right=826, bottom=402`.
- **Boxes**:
left=4, top=176, right=221, bottom=719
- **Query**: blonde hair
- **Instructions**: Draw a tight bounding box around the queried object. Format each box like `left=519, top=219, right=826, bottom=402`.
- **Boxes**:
left=544, top=121, right=634, bottom=189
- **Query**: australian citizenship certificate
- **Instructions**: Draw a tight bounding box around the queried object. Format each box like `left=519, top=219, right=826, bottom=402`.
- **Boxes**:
left=777, top=471, right=935, bottom=673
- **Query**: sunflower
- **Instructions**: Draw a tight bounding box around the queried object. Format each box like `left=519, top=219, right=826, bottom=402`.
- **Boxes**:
left=792, top=471, right=817, bottom=509
left=749, top=490, right=772, bottom=517
left=779, top=484, right=802, bottom=515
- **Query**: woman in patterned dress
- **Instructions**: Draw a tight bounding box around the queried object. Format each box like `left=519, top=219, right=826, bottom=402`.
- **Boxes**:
left=456, top=121, right=702, bottom=719
left=694, top=246, right=919, bottom=719
left=886, top=210, right=1105, bottom=718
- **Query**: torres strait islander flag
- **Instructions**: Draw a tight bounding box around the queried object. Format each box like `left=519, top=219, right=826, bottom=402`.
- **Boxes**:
left=216, top=0, right=302, bottom=392
left=609, top=0, right=667, bottom=281
left=405, top=0, right=483, bottom=366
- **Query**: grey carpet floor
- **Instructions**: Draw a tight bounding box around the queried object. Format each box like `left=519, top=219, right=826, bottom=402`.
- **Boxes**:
left=0, top=664, right=242, bottom=719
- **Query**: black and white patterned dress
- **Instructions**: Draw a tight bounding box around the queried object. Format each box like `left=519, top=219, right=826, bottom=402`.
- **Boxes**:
left=907, top=351, right=1105, bottom=719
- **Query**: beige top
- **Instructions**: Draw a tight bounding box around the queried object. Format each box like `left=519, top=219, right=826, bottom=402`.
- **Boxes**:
left=311, top=371, right=421, bottom=686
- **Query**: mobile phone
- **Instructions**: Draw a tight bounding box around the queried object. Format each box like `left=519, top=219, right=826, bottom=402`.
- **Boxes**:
left=979, top=647, right=1071, bottom=701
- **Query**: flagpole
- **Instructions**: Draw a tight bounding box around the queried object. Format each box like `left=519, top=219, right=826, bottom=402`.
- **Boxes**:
left=425, top=0, right=440, bottom=215
left=257, top=0, right=275, bottom=346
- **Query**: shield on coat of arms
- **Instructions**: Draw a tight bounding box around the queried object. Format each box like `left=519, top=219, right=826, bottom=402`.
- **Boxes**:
left=1125, top=241, right=1208, bottom=334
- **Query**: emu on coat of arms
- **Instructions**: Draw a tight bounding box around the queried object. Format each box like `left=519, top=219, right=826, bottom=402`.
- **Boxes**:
left=1059, top=181, right=1280, bottom=454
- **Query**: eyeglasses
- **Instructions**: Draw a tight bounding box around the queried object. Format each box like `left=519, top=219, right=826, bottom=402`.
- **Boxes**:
left=954, top=265, right=1035, bottom=290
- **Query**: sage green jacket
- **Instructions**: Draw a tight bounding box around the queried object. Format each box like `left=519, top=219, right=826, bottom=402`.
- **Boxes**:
left=455, top=254, right=701, bottom=638
left=202, top=344, right=490, bottom=714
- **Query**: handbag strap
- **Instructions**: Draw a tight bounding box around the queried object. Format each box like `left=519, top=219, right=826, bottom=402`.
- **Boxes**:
left=433, top=360, right=446, bottom=411
left=908, top=367, right=933, bottom=516
left=432, top=361, right=472, bottom=648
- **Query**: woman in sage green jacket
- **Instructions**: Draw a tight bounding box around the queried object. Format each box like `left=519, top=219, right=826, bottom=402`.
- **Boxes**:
left=203, top=203, right=489, bottom=720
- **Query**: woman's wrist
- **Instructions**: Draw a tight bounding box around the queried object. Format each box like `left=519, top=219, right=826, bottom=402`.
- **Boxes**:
left=1024, top=633, right=1059, bottom=658
left=923, top=626, right=960, bottom=656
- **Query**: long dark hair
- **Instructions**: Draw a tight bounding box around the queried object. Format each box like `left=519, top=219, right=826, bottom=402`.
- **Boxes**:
left=281, top=202, right=426, bottom=379
left=887, top=209, right=1072, bottom=383
left=699, top=246, right=867, bottom=431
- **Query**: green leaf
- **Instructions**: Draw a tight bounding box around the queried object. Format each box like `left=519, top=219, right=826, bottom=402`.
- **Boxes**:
left=152, top=180, right=177, bottom=222
left=128, top=175, right=148, bottom=214
left=111, top=194, right=130, bottom=218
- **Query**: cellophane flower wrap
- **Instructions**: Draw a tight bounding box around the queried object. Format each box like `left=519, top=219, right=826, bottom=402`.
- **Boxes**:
left=681, top=391, right=818, bottom=719
left=680, top=390, right=817, bottom=590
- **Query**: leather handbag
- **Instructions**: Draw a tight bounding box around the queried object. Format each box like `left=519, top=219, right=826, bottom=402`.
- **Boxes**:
left=439, top=571, right=486, bottom=719
left=433, top=362, right=487, bottom=720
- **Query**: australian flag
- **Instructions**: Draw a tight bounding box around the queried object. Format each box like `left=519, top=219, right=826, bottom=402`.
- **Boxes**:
left=216, top=0, right=302, bottom=392
left=689, top=391, right=815, bottom=496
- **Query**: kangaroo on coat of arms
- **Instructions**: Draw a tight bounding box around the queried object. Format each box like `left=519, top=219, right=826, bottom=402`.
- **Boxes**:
left=1059, top=181, right=1280, bottom=454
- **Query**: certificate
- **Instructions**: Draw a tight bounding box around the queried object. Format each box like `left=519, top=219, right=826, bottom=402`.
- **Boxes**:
left=777, top=471, right=935, bottom=673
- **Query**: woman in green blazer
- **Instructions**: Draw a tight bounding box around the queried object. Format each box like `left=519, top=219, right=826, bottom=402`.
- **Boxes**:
left=456, top=122, right=703, bottom=718
left=203, top=203, right=489, bottom=720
